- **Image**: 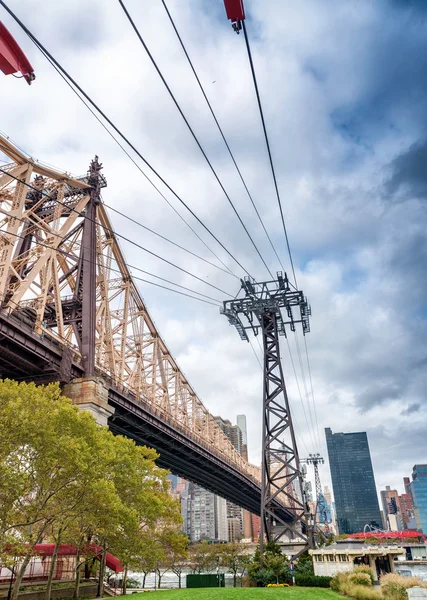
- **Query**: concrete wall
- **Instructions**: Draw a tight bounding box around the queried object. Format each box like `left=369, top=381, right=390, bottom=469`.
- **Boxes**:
left=313, top=560, right=353, bottom=577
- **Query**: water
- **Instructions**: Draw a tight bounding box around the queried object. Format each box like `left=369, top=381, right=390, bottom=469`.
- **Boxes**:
left=126, top=571, right=239, bottom=590
left=395, top=564, right=427, bottom=581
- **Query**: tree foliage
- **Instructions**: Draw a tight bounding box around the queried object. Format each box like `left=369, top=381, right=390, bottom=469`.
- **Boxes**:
left=0, top=380, right=183, bottom=599
left=248, top=542, right=291, bottom=587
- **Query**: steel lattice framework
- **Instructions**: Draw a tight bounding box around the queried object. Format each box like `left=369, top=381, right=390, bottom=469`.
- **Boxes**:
left=304, top=454, right=330, bottom=537
left=222, top=275, right=312, bottom=558
left=0, top=133, right=260, bottom=483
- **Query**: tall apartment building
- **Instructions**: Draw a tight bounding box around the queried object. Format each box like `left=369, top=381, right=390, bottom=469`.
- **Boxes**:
left=237, top=414, right=253, bottom=540
left=181, top=481, right=228, bottom=542
left=325, top=428, right=382, bottom=534
left=409, top=464, right=427, bottom=533
left=214, top=415, right=243, bottom=454
left=214, top=414, right=245, bottom=539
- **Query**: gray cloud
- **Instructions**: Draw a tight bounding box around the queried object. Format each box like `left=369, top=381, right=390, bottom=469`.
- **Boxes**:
left=1, top=0, right=426, bottom=498
left=386, top=139, right=427, bottom=198
left=401, top=403, right=421, bottom=416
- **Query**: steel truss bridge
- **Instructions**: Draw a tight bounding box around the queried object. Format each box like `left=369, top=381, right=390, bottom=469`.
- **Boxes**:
left=0, top=134, right=297, bottom=525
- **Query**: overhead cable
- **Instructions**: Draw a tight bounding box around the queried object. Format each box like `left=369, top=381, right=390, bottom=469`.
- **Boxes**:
left=117, top=0, right=272, bottom=278
left=161, top=0, right=286, bottom=275
left=242, top=19, right=322, bottom=448
left=242, top=21, right=297, bottom=286
left=0, top=166, right=233, bottom=298
left=0, top=0, right=251, bottom=278
left=2, top=228, right=221, bottom=307
left=30, top=49, right=236, bottom=279
left=0, top=199, right=223, bottom=304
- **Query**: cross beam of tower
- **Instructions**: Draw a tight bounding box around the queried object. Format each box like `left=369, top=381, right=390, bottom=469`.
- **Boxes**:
left=221, top=273, right=312, bottom=559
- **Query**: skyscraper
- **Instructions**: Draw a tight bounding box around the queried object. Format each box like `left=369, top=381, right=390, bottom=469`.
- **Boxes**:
left=214, top=415, right=243, bottom=454
left=181, top=481, right=228, bottom=542
left=325, top=427, right=382, bottom=534
left=409, top=464, right=427, bottom=533
left=214, top=415, right=245, bottom=538
left=380, top=486, right=401, bottom=531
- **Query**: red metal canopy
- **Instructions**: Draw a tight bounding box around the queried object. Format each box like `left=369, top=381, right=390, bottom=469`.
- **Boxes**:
left=11, top=544, right=124, bottom=573
left=0, top=21, right=35, bottom=84
left=349, top=531, right=426, bottom=542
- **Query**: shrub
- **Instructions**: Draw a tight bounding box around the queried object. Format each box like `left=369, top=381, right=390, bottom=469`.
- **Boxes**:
left=267, top=583, right=290, bottom=587
left=295, top=575, right=332, bottom=588
left=353, top=565, right=375, bottom=584
left=348, top=572, right=372, bottom=587
left=250, top=567, right=276, bottom=587
left=341, top=583, right=381, bottom=600
left=381, top=573, right=427, bottom=600
left=330, top=572, right=348, bottom=592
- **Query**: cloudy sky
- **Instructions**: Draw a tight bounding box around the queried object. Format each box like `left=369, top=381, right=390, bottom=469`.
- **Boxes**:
left=1, top=0, right=426, bottom=502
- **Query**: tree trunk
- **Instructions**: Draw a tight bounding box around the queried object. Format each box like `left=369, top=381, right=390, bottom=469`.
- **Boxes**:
left=122, top=565, right=128, bottom=596
left=73, top=547, right=81, bottom=600
left=156, top=570, right=162, bottom=589
left=178, top=572, right=181, bottom=589
left=142, top=573, right=147, bottom=589
left=96, top=549, right=107, bottom=598
left=11, top=528, right=46, bottom=600
left=10, top=552, right=34, bottom=600
left=45, top=529, right=62, bottom=600
left=233, top=572, right=237, bottom=587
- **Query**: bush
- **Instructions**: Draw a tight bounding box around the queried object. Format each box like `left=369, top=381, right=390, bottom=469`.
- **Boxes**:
left=381, top=573, right=427, bottom=600
left=353, top=565, right=375, bottom=584
left=348, top=572, right=372, bottom=587
left=340, top=583, right=381, bottom=600
left=295, top=575, right=332, bottom=588
left=250, top=567, right=276, bottom=587
left=330, top=572, right=348, bottom=592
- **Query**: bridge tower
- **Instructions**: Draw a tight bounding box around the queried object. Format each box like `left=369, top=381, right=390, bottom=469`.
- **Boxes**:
left=221, top=273, right=312, bottom=559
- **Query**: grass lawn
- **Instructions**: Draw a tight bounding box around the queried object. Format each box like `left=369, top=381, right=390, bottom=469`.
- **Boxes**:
left=128, top=588, right=346, bottom=599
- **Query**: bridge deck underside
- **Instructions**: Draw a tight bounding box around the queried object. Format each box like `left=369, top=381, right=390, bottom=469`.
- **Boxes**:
left=0, top=313, right=293, bottom=523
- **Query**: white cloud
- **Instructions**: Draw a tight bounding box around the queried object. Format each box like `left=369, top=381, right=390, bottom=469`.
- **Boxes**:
left=1, top=0, right=426, bottom=504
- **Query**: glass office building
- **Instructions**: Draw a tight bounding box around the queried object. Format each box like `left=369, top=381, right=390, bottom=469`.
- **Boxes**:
left=410, top=464, right=427, bottom=533
left=325, top=428, right=382, bottom=534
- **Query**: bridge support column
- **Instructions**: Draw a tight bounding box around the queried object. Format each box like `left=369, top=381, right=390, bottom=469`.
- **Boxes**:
left=63, top=377, right=114, bottom=427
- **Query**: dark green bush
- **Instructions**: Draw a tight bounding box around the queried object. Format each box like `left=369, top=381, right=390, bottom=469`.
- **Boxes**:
left=295, top=574, right=332, bottom=588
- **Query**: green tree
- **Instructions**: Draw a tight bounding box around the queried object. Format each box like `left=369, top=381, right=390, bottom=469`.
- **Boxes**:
left=154, top=529, right=188, bottom=588
left=294, top=550, right=314, bottom=576
left=0, top=380, right=182, bottom=600
left=0, top=381, right=115, bottom=600
left=219, top=543, right=248, bottom=587
left=188, top=541, right=217, bottom=574
left=247, top=542, right=290, bottom=586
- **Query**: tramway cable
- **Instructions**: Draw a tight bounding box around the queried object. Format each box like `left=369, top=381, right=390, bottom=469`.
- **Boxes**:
left=0, top=166, right=234, bottom=298
left=117, top=0, right=273, bottom=279
left=0, top=0, right=252, bottom=279
left=160, top=0, right=285, bottom=274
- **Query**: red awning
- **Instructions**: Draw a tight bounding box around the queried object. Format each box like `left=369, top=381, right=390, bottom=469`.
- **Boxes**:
left=12, top=544, right=124, bottom=573
left=348, top=531, right=426, bottom=542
